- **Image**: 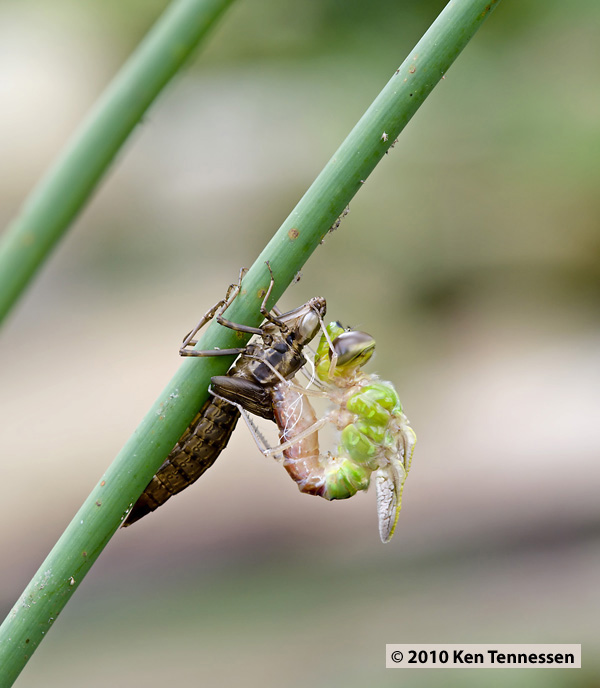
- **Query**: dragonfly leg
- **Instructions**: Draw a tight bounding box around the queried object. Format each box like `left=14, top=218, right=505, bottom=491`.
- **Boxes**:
left=262, top=415, right=329, bottom=456
left=209, top=391, right=272, bottom=454
left=221, top=390, right=328, bottom=458
left=309, top=316, right=339, bottom=381
left=213, top=263, right=280, bottom=336
left=180, top=268, right=248, bottom=352
left=213, top=316, right=264, bottom=337
left=292, top=344, right=327, bottom=390
left=258, top=261, right=288, bottom=330
left=294, top=353, right=328, bottom=391
left=180, top=346, right=248, bottom=358
left=211, top=379, right=329, bottom=458
left=181, top=268, right=274, bottom=356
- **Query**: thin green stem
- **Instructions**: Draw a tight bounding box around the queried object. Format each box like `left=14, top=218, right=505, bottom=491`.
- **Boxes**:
left=0, top=1, right=501, bottom=684
left=0, top=0, right=234, bottom=326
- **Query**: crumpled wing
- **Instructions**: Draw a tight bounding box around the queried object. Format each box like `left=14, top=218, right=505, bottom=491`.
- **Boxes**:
left=375, top=461, right=406, bottom=543
left=375, top=422, right=416, bottom=543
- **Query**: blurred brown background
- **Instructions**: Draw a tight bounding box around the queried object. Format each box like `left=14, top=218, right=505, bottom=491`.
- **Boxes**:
left=1, top=0, right=599, bottom=685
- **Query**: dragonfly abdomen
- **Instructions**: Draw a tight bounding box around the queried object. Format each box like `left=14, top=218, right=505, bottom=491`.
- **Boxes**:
left=123, top=396, right=239, bottom=526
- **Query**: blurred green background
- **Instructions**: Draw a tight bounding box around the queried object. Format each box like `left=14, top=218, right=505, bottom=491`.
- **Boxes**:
left=1, top=0, right=599, bottom=685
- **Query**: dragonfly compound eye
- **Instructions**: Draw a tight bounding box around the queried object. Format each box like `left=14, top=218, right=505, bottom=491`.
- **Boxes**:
left=297, top=310, right=321, bottom=343
left=332, top=330, right=376, bottom=369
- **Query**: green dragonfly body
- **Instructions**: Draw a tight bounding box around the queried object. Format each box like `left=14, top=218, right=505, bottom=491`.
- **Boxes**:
left=269, top=322, right=416, bottom=543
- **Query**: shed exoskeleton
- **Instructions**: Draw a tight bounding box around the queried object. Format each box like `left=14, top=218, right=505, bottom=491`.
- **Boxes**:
left=123, top=265, right=327, bottom=526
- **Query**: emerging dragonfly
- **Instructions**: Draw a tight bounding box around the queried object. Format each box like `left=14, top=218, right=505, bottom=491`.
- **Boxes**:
left=255, top=322, right=416, bottom=543
left=123, top=266, right=327, bottom=526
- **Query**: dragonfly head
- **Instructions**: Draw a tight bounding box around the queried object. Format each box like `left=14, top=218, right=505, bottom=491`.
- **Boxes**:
left=278, top=297, right=327, bottom=346
left=315, top=322, right=376, bottom=381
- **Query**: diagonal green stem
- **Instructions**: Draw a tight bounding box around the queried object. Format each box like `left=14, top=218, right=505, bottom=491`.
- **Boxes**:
left=0, top=0, right=234, bottom=326
left=0, top=1, right=501, bottom=684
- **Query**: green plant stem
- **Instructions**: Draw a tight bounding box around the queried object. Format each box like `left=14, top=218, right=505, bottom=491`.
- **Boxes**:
left=0, top=1, right=501, bottom=684
left=0, top=0, right=234, bottom=326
